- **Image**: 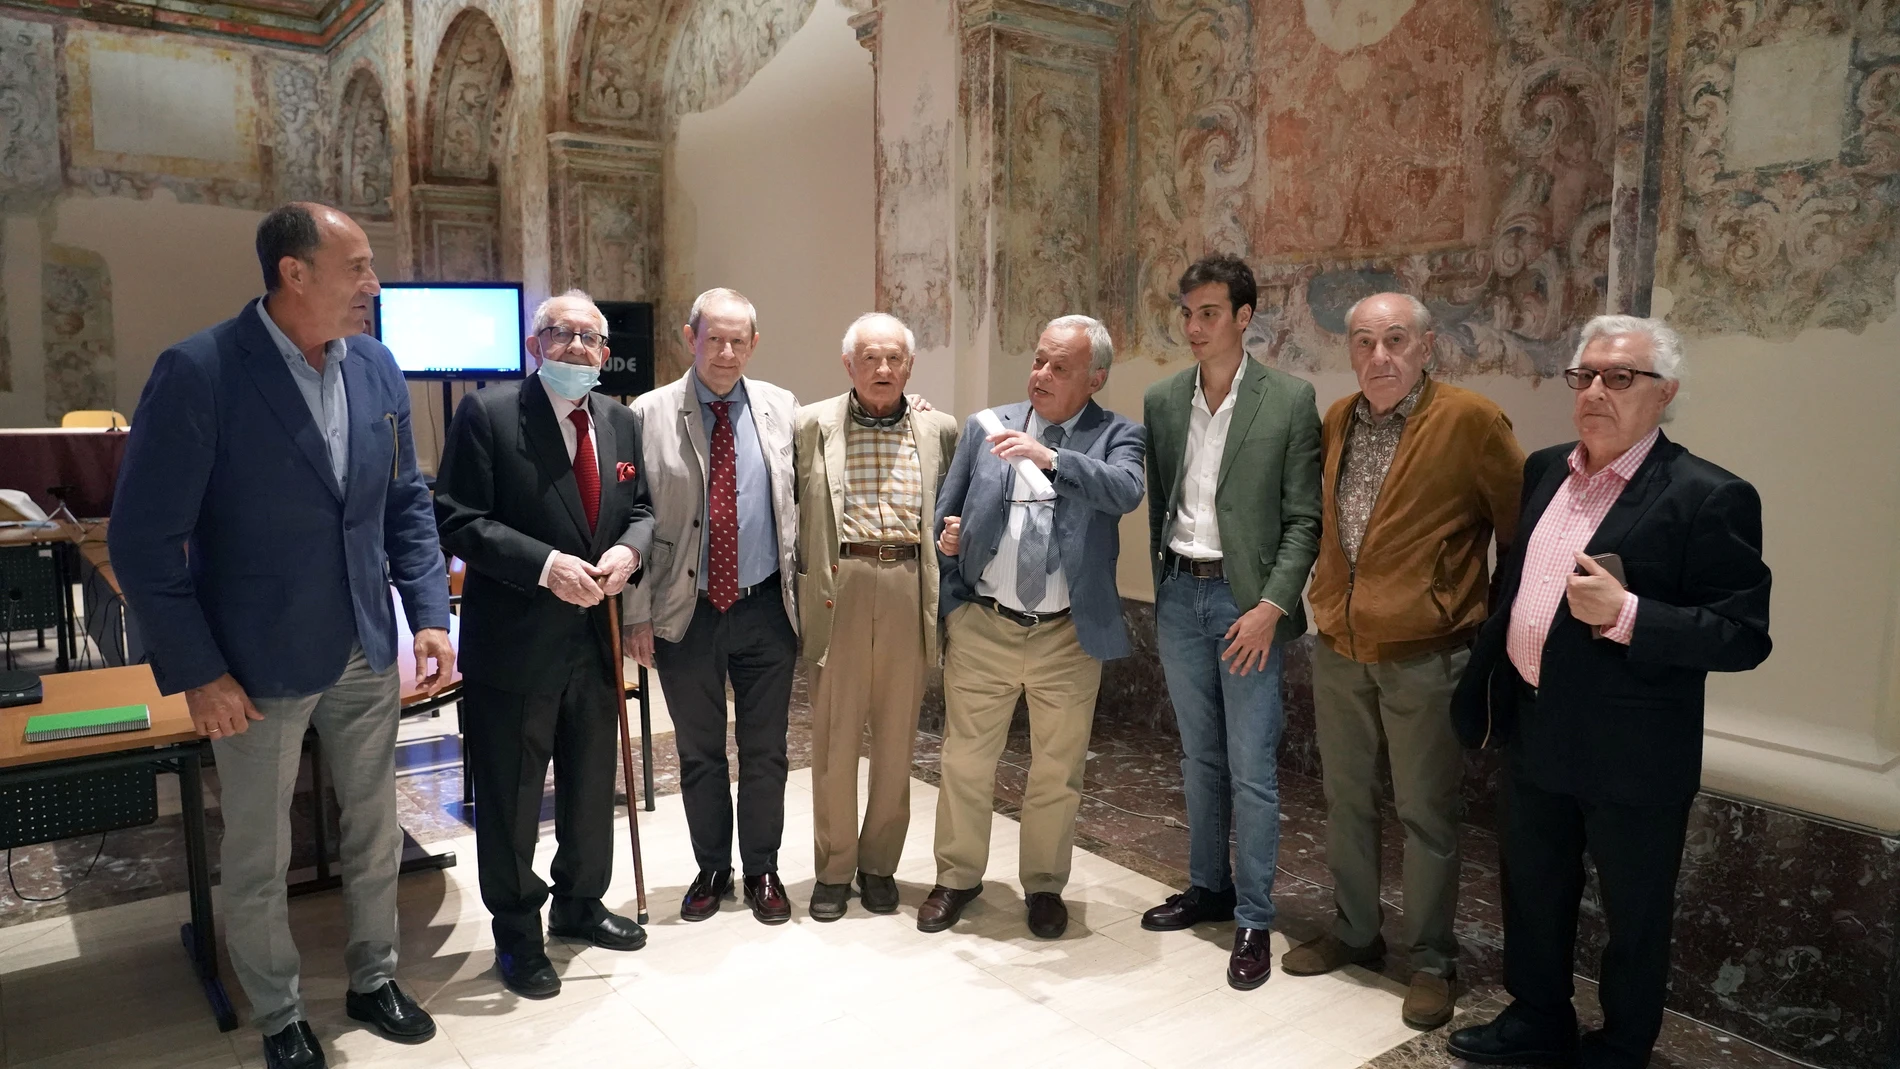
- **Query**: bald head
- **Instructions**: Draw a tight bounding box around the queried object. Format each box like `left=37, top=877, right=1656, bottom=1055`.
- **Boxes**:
left=1346, top=292, right=1434, bottom=415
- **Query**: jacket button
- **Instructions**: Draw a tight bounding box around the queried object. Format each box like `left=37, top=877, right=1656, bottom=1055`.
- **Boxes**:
left=693, top=520, right=700, bottom=528
left=831, top=564, right=838, bottom=574
left=687, top=568, right=695, bottom=578
left=825, top=599, right=833, bottom=608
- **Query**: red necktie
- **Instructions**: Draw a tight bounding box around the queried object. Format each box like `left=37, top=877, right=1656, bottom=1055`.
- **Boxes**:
left=707, top=400, right=740, bottom=612
left=568, top=407, right=600, bottom=532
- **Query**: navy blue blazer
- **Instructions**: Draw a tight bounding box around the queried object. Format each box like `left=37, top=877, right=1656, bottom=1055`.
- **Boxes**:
left=109, top=300, right=450, bottom=699
left=935, top=399, right=1146, bottom=661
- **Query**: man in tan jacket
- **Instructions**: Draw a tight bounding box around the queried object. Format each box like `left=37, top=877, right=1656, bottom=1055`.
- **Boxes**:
left=794, top=313, right=959, bottom=921
left=1286, top=293, right=1523, bottom=1029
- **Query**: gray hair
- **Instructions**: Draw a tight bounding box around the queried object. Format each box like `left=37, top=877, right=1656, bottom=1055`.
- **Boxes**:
left=1345, top=292, right=1434, bottom=335
left=841, top=312, right=916, bottom=358
left=688, top=287, right=758, bottom=337
left=1571, top=315, right=1686, bottom=381
left=1046, top=314, right=1114, bottom=375
left=531, top=288, right=607, bottom=336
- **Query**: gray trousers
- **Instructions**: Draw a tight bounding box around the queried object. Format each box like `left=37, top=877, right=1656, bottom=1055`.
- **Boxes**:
left=1311, top=640, right=1468, bottom=977
left=212, top=645, right=403, bottom=1034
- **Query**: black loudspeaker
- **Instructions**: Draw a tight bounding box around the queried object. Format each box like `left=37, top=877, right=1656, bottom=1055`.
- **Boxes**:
left=595, top=301, right=655, bottom=398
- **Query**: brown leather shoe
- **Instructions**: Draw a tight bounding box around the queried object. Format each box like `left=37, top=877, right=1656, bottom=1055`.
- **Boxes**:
left=1402, top=971, right=1457, bottom=1030
left=1025, top=892, right=1068, bottom=939
left=1281, top=932, right=1386, bottom=976
left=680, top=868, right=733, bottom=922
left=1227, top=926, right=1273, bottom=990
left=743, top=872, right=792, bottom=925
left=916, top=884, right=983, bottom=933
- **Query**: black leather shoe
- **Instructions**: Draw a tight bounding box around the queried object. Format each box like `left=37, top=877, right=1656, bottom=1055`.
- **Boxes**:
left=744, top=871, right=793, bottom=924
left=495, top=950, right=562, bottom=999
left=344, top=981, right=435, bottom=1043
left=1227, top=926, right=1273, bottom=990
left=681, top=868, right=734, bottom=922
left=550, top=911, right=647, bottom=951
left=1026, top=892, right=1069, bottom=939
left=1141, top=885, right=1237, bottom=931
left=809, top=881, right=850, bottom=922
left=1447, top=1014, right=1579, bottom=1066
left=916, top=884, right=983, bottom=932
left=858, top=871, right=899, bottom=914
left=262, top=1021, right=326, bottom=1069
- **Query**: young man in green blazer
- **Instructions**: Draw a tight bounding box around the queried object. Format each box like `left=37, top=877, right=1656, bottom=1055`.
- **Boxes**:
left=1138, top=254, right=1323, bottom=991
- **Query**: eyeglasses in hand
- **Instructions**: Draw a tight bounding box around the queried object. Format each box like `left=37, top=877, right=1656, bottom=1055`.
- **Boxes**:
left=1562, top=366, right=1664, bottom=391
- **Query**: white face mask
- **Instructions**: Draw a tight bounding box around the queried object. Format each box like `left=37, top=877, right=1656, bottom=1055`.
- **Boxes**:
left=539, top=357, right=600, bottom=401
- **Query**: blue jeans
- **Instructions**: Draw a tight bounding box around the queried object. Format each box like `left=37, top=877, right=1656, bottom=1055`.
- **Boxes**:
left=1156, top=572, right=1287, bottom=930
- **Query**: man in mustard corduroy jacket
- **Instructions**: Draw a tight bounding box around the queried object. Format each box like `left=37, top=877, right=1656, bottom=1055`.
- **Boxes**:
left=1287, top=292, right=1523, bottom=1030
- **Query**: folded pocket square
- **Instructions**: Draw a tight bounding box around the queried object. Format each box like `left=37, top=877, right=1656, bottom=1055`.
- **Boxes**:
left=616, top=461, right=638, bottom=483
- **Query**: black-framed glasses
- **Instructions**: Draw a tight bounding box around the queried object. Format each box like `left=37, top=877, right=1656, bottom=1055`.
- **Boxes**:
left=539, top=326, right=606, bottom=350
left=1563, top=366, right=1664, bottom=391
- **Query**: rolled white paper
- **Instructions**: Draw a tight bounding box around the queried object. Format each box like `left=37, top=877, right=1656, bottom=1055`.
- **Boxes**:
left=975, top=407, right=1053, bottom=497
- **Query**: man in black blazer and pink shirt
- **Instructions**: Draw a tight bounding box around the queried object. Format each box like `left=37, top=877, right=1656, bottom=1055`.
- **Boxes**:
left=1447, top=316, right=1770, bottom=1069
left=435, top=290, right=654, bottom=1000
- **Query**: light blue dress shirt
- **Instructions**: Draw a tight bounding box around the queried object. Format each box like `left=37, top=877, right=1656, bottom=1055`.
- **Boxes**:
left=694, top=372, right=778, bottom=589
left=256, top=297, right=350, bottom=492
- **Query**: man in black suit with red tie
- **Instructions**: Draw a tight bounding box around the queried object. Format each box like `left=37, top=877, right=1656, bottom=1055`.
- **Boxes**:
left=1447, top=316, right=1771, bottom=1069
left=435, top=290, right=654, bottom=999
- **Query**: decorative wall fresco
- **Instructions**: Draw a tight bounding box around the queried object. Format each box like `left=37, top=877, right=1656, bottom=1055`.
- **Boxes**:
left=0, top=230, right=10, bottom=393
left=41, top=246, right=115, bottom=423
left=997, top=50, right=1104, bottom=355
left=1662, top=0, right=1900, bottom=338
left=1132, top=0, right=1623, bottom=377
left=567, top=0, right=669, bottom=136
left=336, top=67, right=395, bottom=218
left=549, top=135, right=663, bottom=300
left=876, top=84, right=953, bottom=351
left=414, top=184, right=503, bottom=279
left=262, top=55, right=327, bottom=203
left=665, top=0, right=817, bottom=115
left=426, top=10, right=513, bottom=182
left=0, top=16, right=61, bottom=212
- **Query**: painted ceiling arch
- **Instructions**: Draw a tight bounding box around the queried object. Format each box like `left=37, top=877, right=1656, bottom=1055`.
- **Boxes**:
left=426, top=8, right=514, bottom=182
left=336, top=65, right=395, bottom=218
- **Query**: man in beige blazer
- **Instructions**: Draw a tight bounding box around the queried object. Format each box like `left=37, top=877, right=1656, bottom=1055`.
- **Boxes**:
left=625, top=287, right=802, bottom=925
left=794, top=313, right=960, bottom=922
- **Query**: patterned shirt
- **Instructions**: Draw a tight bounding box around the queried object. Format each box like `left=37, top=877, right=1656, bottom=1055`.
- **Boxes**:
left=839, top=395, right=923, bottom=544
left=1336, top=376, right=1426, bottom=564
left=1506, top=429, right=1656, bottom=686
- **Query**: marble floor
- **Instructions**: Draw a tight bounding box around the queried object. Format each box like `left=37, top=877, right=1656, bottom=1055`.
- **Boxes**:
left=0, top=642, right=1807, bottom=1068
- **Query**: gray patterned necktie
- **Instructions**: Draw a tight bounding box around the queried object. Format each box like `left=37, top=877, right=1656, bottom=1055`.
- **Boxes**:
left=1014, top=423, right=1067, bottom=609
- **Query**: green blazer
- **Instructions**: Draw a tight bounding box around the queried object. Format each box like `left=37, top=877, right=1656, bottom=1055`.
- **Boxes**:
left=1144, top=357, right=1324, bottom=644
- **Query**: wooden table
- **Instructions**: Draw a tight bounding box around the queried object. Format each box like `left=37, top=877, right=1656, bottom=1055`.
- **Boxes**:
left=0, top=427, right=129, bottom=518
left=0, top=666, right=235, bottom=1031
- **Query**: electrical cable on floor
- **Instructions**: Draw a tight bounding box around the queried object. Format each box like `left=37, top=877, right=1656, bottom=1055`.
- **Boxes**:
left=6, top=833, right=109, bottom=903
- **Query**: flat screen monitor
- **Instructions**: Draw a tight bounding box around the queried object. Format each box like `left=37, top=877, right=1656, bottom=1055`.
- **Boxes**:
left=373, top=282, right=525, bottom=380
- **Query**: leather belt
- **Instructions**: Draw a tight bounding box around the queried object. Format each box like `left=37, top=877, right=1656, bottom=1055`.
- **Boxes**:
left=978, top=596, right=1071, bottom=628
left=840, top=542, right=921, bottom=562
left=700, top=571, right=780, bottom=603
left=1166, top=551, right=1225, bottom=579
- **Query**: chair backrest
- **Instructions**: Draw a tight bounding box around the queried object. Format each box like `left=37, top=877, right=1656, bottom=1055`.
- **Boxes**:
left=61, top=410, right=129, bottom=429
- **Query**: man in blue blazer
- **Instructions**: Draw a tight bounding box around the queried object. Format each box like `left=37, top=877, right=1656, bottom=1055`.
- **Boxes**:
left=110, top=204, right=452, bottom=1069
left=920, top=314, right=1145, bottom=939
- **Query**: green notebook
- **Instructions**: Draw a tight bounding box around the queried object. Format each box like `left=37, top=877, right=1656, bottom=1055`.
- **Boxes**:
left=23, top=704, right=151, bottom=744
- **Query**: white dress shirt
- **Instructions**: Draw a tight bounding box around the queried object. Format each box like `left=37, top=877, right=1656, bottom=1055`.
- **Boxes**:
left=977, top=408, right=1082, bottom=613
left=1168, top=356, right=1248, bottom=559
left=537, top=378, right=605, bottom=587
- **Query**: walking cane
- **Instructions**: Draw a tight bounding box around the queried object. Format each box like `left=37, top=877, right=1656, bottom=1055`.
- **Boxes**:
left=607, top=596, right=650, bottom=924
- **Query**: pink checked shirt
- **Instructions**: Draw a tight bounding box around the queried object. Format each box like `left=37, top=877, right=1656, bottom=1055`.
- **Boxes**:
left=1506, top=429, right=1658, bottom=686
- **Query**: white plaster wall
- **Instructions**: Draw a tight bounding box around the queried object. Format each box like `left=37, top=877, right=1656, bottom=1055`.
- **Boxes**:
left=667, top=0, right=875, bottom=406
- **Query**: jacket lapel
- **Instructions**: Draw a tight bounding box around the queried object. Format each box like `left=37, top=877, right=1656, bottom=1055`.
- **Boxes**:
left=676, top=371, right=710, bottom=487
left=236, top=303, right=343, bottom=502
left=822, top=395, right=849, bottom=529
left=340, top=343, right=379, bottom=508
left=1160, top=371, right=1194, bottom=514
left=586, top=391, right=620, bottom=551
left=1216, top=359, right=1268, bottom=491
left=1585, top=433, right=1678, bottom=557
left=522, top=373, right=591, bottom=544
left=914, top=404, right=942, bottom=537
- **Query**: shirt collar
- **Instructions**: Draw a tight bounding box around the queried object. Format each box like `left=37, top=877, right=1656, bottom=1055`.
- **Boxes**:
left=848, top=390, right=909, bottom=429
left=1569, top=427, right=1661, bottom=482
left=692, top=370, right=748, bottom=407
left=539, top=372, right=587, bottom=421
left=1027, top=404, right=1086, bottom=440
left=255, top=296, right=346, bottom=373
left=1191, top=355, right=1248, bottom=415
left=1352, top=375, right=1427, bottom=427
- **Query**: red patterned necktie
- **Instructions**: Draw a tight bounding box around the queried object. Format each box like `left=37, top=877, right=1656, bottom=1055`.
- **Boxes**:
left=707, top=400, right=740, bottom=612
left=568, top=407, right=600, bottom=532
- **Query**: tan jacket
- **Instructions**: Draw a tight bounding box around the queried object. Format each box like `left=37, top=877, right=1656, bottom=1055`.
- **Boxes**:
left=624, top=370, right=800, bottom=642
left=1309, top=378, right=1524, bottom=663
left=793, top=393, right=959, bottom=667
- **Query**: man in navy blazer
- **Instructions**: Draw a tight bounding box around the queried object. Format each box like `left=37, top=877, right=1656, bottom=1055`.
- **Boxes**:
left=920, top=314, right=1145, bottom=939
left=110, top=204, right=452, bottom=1069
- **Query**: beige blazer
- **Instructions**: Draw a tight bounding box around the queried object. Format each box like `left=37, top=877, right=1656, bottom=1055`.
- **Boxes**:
left=624, top=370, right=800, bottom=642
left=793, top=393, right=960, bottom=667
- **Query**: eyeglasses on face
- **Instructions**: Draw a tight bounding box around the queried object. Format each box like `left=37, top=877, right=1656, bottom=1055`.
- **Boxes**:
left=1563, top=366, right=1664, bottom=391
left=539, top=327, right=606, bottom=350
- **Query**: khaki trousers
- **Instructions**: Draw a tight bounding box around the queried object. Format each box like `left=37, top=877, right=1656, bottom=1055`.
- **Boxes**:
left=1311, top=639, right=1469, bottom=977
left=809, top=556, right=926, bottom=885
left=934, top=601, right=1101, bottom=894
